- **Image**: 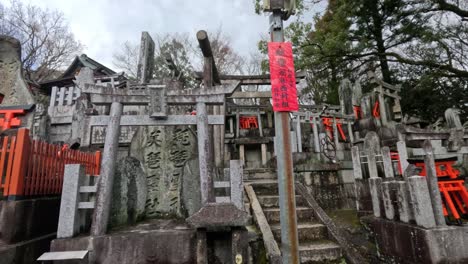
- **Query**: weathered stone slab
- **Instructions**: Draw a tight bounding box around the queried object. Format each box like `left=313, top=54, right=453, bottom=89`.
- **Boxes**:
left=369, top=177, right=383, bottom=218
left=58, top=165, right=85, bottom=238
left=110, top=157, right=147, bottom=228
left=381, top=146, right=394, bottom=178
left=130, top=125, right=198, bottom=218
left=408, top=176, right=436, bottom=228
left=229, top=160, right=244, bottom=210
left=186, top=203, right=249, bottom=228
left=423, top=140, right=446, bottom=226
left=364, top=132, right=380, bottom=178
left=395, top=181, right=412, bottom=223
left=137, top=32, right=155, bottom=84
left=382, top=181, right=395, bottom=220
left=351, top=146, right=362, bottom=179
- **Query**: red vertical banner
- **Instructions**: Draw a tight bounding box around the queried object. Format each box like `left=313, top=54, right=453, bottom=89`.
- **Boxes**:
left=268, top=42, right=299, bottom=112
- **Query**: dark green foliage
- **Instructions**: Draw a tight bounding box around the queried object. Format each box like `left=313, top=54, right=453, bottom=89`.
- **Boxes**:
left=258, top=0, right=468, bottom=122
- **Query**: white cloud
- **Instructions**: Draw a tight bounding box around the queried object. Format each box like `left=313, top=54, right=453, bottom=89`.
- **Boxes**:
left=24, top=0, right=266, bottom=70
left=26, top=0, right=324, bottom=71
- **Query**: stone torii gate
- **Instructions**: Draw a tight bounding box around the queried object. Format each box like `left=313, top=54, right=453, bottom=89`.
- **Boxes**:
left=74, top=31, right=248, bottom=264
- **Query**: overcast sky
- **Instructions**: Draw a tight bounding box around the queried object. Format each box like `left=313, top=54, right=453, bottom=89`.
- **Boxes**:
left=25, top=0, right=324, bottom=71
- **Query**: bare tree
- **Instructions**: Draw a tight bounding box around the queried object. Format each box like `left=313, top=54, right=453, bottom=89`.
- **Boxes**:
left=112, top=41, right=139, bottom=78
left=204, top=28, right=244, bottom=75
left=0, top=1, right=83, bottom=82
left=113, top=28, right=247, bottom=87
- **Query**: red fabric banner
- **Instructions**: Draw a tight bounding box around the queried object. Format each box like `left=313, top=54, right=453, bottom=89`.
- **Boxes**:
left=268, top=42, right=299, bottom=112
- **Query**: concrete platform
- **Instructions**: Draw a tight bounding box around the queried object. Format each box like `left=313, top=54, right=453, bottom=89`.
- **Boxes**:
left=0, top=233, right=55, bottom=264
left=363, top=216, right=468, bottom=263
left=50, top=219, right=196, bottom=264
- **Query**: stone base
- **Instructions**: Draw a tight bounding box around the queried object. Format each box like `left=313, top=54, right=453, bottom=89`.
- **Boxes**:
left=0, top=197, right=60, bottom=243
left=0, top=233, right=55, bottom=264
left=186, top=203, right=250, bottom=229
left=363, top=216, right=468, bottom=263
left=50, top=219, right=196, bottom=264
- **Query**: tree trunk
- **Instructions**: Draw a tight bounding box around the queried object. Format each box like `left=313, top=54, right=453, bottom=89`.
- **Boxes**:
left=369, top=1, right=392, bottom=83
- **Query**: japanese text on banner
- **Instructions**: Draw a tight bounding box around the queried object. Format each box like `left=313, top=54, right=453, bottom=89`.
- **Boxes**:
left=268, top=42, right=299, bottom=112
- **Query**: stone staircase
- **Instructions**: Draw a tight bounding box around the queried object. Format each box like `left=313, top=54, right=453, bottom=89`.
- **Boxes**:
left=248, top=179, right=343, bottom=263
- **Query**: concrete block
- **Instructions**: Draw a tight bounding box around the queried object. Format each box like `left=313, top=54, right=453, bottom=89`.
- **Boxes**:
left=408, top=176, right=436, bottom=229
left=369, top=177, right=383, bottom=218
left=395, top=181, right=412, bottom=223
left=57, top=165, right=85, bottom=238
left=186, top=203, right=250, bottom=228
left=382, top=181, right=395, bottom=220
left=351, top=146, right=363, bottom=179
left=381, top=147, right=394, bottom=178
left=230, top=160, right=244, bottom=210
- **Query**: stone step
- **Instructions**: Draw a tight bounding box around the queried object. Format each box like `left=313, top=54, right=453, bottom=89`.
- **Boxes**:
left=37, top=250, right=89, bottom=262
left=271, top=222, right=328, bottom=242
left=78, top=202, right=95, bottom=209
left=263, top=207, right=314, bottom=224
left=257, top=195, right=305, bottom=208
left=244, top=170, right=277, bottom=180
left=79, top=185, right=97, bottom=193
left=215, top=196, right=230, bottom=203
left=299, top=241, right=343, bottom=264
left=214, top=181, right=230, bottom=188
left=247, top=180, right=279, bottom=195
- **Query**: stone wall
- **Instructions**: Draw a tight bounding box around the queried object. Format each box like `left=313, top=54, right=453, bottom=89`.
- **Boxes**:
left=0, top=197, right=60, bottom=244
left=50, top=226, right=197, bottom=264
left=299, top=170, right=354, bottom=210
left=364, top=216, right=468, bottom=263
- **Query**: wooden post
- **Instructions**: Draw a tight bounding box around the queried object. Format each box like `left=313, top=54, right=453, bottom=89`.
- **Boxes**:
left=232, top=228, right=248, bottom=264
left=8, top=128, right=30, bottom=200
left=196, top=229, right=208, bottom=264
left=94, top=151, right=101, bottom=176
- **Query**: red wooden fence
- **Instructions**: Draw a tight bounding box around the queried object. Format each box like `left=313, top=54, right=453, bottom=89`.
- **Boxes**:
left=0, top=128, right=101, bottom=199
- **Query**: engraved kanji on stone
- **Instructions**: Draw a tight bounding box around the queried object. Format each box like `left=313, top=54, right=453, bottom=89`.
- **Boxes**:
left=147, top=129, right=162, bottom=147
left=146, top=151, right=161, bottom=169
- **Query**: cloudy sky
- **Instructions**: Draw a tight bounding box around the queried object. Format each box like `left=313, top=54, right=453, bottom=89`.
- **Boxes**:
left=24, top=0, right=324, bottom=71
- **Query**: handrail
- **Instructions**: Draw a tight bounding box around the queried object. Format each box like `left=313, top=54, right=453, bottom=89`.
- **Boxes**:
left=245, top=184, right=281, bottom=264
left=296, top=183, right=367, bottom=264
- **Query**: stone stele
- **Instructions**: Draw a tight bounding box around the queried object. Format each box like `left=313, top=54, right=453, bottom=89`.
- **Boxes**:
left=110, top=157, right=148, bottom=227
left=130, top=125, right=200, bottom=218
